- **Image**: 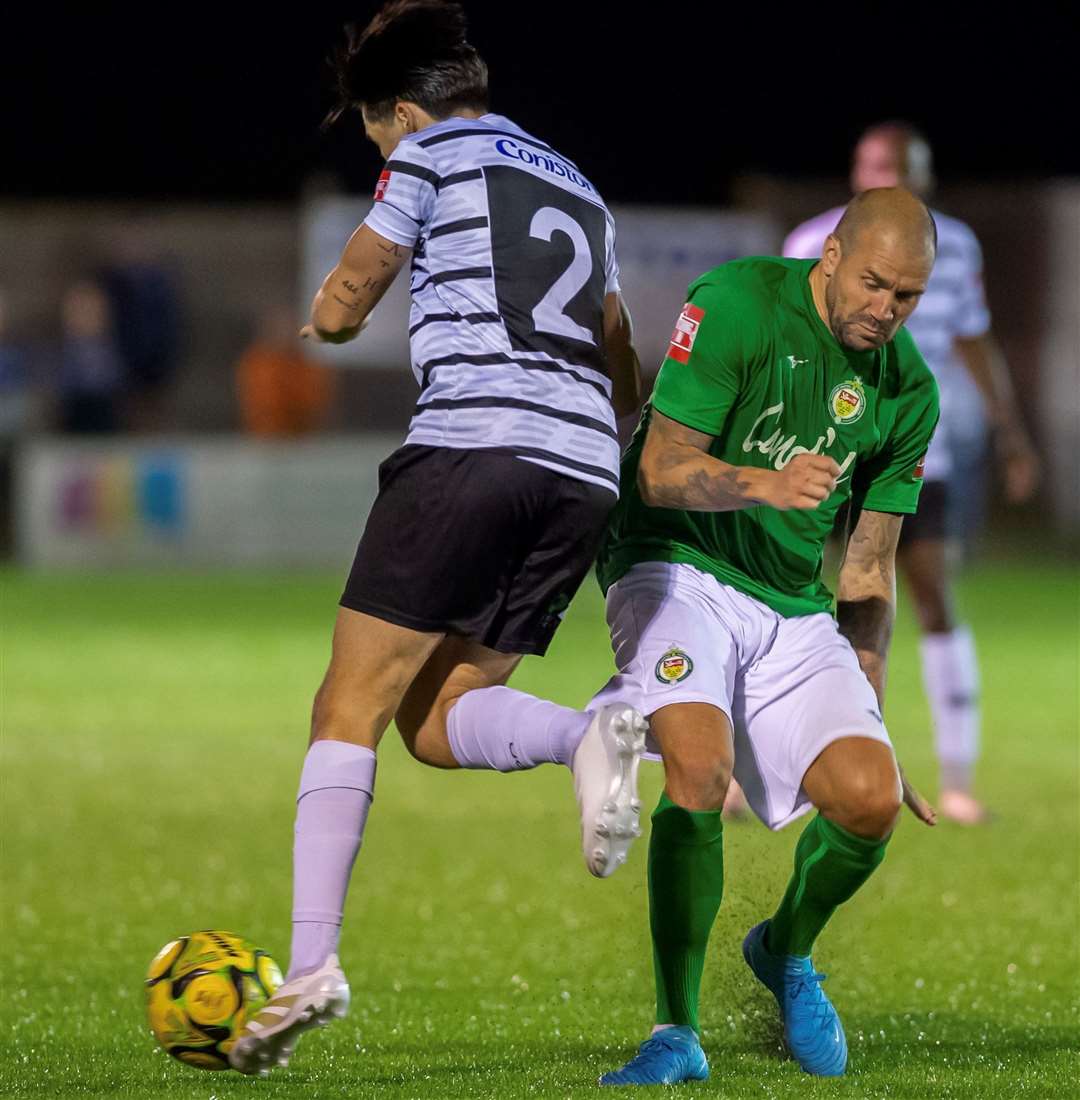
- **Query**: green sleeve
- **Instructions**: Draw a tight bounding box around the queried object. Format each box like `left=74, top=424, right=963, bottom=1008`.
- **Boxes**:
left=650, top=276, right=751, bottom=436
left=855, top=352, right=941, bottom=515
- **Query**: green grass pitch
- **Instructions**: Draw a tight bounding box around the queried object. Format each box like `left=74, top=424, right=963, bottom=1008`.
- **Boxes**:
left=2, top=561, right=1077, bottom=1098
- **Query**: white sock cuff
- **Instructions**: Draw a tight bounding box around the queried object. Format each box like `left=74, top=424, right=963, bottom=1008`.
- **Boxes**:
left=921, top=626, right=979, bottom=689
left=444, top=690, right=472, bottom=759
left=446, top=688, right=501, bottom=768
left=297, top=740, right=377, bottom=802
left=921, top=624, right=975, bottom=658
left=952, top=624, right=976, bottom=663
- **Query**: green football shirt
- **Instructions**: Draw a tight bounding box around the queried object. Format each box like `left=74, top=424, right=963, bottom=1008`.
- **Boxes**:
left=597, top=257, right=940, bottom=617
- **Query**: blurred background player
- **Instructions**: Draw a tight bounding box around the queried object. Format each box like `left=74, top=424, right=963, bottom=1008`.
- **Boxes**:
left=770, top=122, right=1041, bottom=824
left=98, top=224, right=183, bottom=433
left=235, top=304, right=336, bottom=436
left=0, top=288, right=41, bottom=555
left=230, top=1, right=645, bottom=1077
left=56, top=279, right=125, bottom=434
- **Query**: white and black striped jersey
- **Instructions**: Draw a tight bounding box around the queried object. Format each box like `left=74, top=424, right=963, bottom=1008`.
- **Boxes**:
left=363, top=113, right=621, bottom=495
left=784, top=207, right=992, bottom=481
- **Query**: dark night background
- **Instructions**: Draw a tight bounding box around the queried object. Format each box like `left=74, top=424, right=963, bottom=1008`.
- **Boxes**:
left=6, top=3, right=1076, bottom=203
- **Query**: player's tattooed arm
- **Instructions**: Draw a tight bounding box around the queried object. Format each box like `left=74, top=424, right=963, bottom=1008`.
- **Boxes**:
left=836, top=508, right=901, bottom=705
left=303, top=227, right=411, bottom=345
left=637, top=411, right=760, bottom=510
left=837, top=507, right=937, bottom=826
left=638, top=411, right=841, bottom=512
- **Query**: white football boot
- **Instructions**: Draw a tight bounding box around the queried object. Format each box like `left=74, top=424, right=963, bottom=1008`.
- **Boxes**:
left=228, top=954, right=350, bottom=1076
left=573, top=704, right=648, bottom=877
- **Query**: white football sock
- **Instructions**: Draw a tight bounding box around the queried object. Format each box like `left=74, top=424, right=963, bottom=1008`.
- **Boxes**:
left=288, top=740, right=376, bottom=980
left=920, top=626, right=980, bottom=792
left=446, top=686, right=590, bottom=771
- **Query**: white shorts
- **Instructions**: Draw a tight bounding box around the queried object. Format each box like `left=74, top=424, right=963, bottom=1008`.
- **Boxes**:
left=589, top=562, right=892, bottom=831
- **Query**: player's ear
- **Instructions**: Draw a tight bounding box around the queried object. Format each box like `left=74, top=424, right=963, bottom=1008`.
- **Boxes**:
left=396, top=101, right=426, bottom=135
left=821, top=233, right=842, bottom=276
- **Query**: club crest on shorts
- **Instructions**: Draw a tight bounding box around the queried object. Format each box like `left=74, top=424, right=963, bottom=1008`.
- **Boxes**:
left=829, top=378, right=866, bottom=425
left=655, top=646, right=694, bottom=684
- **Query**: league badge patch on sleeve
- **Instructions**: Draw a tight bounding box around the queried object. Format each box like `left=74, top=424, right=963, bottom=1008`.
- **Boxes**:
left=374, top=169, right=391, bottom=202
left=655, top=647, right=694, bottom=685
left=668, top=303, right=705, bottom=364
left=913, top=452, right=926, bottom=480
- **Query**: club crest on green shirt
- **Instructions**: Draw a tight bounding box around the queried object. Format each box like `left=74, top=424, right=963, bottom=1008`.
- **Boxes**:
left=829, top=378, right=867, bottom=425
left=656, top=647, right=694, bottom=684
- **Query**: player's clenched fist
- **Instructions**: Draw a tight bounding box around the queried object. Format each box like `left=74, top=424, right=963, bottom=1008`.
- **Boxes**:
left=762, top=453, right=841, bottom=510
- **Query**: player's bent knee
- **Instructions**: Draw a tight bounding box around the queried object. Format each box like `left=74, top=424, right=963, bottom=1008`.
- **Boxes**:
left=397, top=720, right=457, bottom=768
left=395, top=694, right=461, bottom=769
left=663, top=751, right=732, bottom=812
left=650, top=702, right=735, bottom=811
left=833, top=768, right=902, bottom=838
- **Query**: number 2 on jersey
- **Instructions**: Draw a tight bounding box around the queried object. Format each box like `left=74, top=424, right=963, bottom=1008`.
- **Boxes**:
left=528, top=207, right=594, bottom=343
left=485, top=165, right=607, bottom=369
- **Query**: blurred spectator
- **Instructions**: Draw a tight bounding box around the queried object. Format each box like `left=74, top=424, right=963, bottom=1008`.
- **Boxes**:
left=0, top=288, right=42, bottom=556
left=100, top=225, right=183, bottom=431
left=0, top=289, right=40, bottom=438
left=236, top=305, right=336, bottom=436
left=57, top=280, right=125, bottom=433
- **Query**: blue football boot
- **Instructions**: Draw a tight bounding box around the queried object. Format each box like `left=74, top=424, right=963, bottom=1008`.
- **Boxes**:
left=599, top=1025, right=709, bottom=1086
left=742, top=921, right=847, bottom=1076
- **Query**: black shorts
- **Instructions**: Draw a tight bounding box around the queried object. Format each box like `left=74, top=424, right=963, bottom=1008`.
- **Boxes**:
left=898, top=479, right=948, bottom=545
left=341, top=445, right=614, bottom=656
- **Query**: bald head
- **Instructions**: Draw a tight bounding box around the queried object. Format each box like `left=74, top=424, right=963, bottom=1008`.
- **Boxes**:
left=852, top=122, right=934, bottom=196
left=812, top=188, right=936, bottom=352
left=834, top=187, right=937, bottom=261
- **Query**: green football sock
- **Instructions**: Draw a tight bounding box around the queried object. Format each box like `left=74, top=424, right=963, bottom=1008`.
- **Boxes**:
left=648, top=792, right=725, bottom=1033
left=766, top=813, right=889, bottom=958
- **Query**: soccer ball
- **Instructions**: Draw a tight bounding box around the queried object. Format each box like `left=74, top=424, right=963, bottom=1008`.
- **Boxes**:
left=145, top=929, right=282, bottom=1070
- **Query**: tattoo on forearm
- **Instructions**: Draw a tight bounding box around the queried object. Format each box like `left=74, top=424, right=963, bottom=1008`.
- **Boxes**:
left=333, top=272, right=388, bottom=316
left=837, top=595, right=893, bottom=706
left=837, top=596, right=894, bottom=659
left=683, top=465, right=752, bottom=508
left=646, top=454, right=755, bottom=511
left=376, top=240, right=404, bottom=257
left=339, top=274, right=386, bottom=297
left=836, top=512, right=900, bottom=706
left=841, top=512, right=900, bottom=588
left=641, top=412, right=756, bottom=511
